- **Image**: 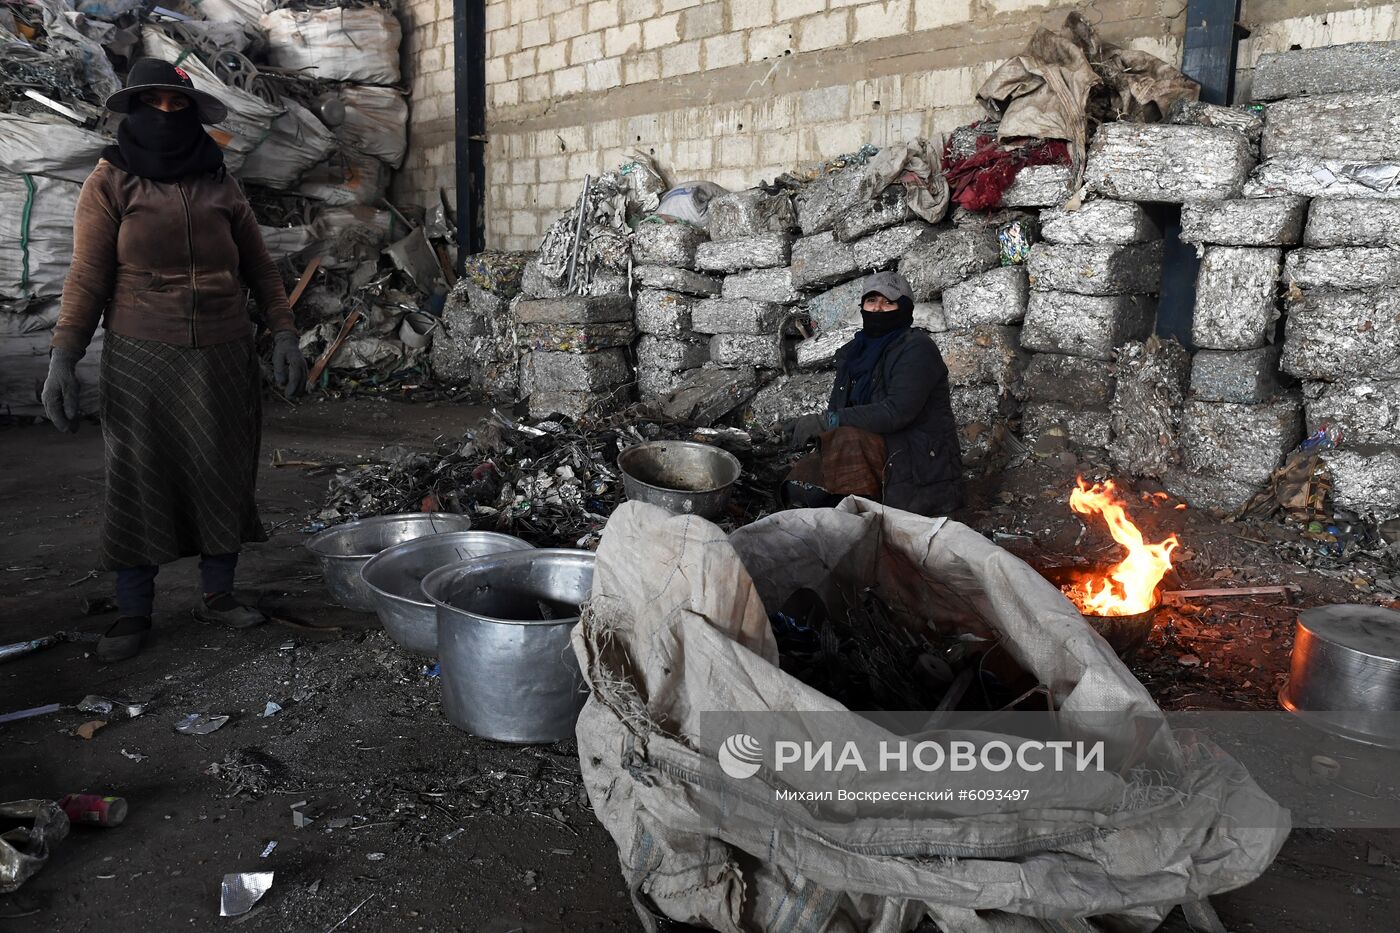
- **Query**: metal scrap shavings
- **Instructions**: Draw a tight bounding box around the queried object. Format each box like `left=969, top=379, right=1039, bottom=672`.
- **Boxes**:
left=310, top=411, right=799, bottom=546
left=206, top=748, right=293, bottom=799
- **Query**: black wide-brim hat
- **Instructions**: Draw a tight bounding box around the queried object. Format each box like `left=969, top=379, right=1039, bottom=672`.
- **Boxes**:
left=104, top=57, right=228, bottom=125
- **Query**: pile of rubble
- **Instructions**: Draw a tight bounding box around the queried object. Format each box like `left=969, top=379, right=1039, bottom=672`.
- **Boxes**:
left=1, top=0, right=450, bottom=416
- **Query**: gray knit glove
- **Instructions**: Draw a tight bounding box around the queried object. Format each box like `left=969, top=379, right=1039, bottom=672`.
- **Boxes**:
left=41, top=347, right=82, bottom=433
left=272, top=331, right=308, bottom=399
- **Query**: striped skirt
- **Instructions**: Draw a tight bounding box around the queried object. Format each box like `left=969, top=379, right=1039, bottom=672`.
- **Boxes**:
left=98, top=332, right=266, bottom=570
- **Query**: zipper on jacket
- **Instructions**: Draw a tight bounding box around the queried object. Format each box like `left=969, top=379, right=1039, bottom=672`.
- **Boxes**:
left=177, top=181, right=198, bottom=346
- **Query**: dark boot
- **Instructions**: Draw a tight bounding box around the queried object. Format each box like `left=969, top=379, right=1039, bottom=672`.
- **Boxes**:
left=192, top=593, right=266, bottom=629
left=96, top=616, right=151, bottom=663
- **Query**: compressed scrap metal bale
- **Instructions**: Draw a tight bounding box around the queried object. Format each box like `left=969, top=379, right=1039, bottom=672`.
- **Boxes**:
left=790, top=232, right=861, bottom=290
left=803, top=279, right=868, bottom=334
left=1108, top=337, right=1192, bottom=479
left=1190, top=247, right=1282, bottom=350
left=635, top=289, right=696, bottom=336
left=852, top=221, right=937, bottom=272
left=529, top=388, right=632, bottom=422
left=711, top=332, right=784, bottom=369
left=657, top=365, right=761, bottom=426
left=1304, top=379, right=1400, bottom=446
left=429, top=286, right=485, bottom=384
left=521, top=256, right=568, bottom=298
left=1023, top=352, right=1116, bottom=407
left=691, top=297, right=787, bottom=335
left=1252, top=40, right=1400, bottom=101
left=1304, top=198, right=1400, bottom=247
left=706, top=189, right=797, bottom=241
left=834, top=188, right=912, bottom=241
left=1161, top=468, right=1262, bottom=513
left=1322, top=448, right=1400, bottom=519
left=1179, top=198, right=1307, bottom=247
left=742, top=371, right=832, bottom=430
left=631, top=219, right=708, bottom=268
left=937, top=326, right=1025, bottom=390
left=694, top=232, right=793, bottom=273
left=522, top=348, right=631, bottom=394
left=1000, top=164, right=1073, bottom=208
left=636, top=334, right=710, bottom=373
left=515, top=294, right=633, bottom=325
left=1242, top=155, right=1400, bottom=200
left=1022, top=402, right=1114, bottom=449
left=943, top=267, right=1029, bottom=328
left=1261, top=90, right=1400, bottom=163
left=1190, top=347, right=1282, bottom=404
left=638, top=366, right=697, bottom=401
left=1026, top=242, right=1164, bottom=296
left=1281, top=290, right=1400, bottom=380
left=1181, top=396, right=1303, bottom=486
left=1168, top=100, right=1266, bottom=147
left=796, top=326, right=856, bottom=369
left=795, top=164, right=865, bottom=235
left=517, top=321, right=637, bottom=352
left=898, top=226, right=1001, bottom=301
left=1022, top=292, right=1156, bottom=360
left=1283, top=247, right=1400, bottom=291
left=950, top=383, right=1012, bottom=466
left=1039, top=200, right=1159, bottom=245
left=1085, top=123, right=1255, bottom=202
left=633, top=264, right=722, bottom=296
left=723, top=267, right=803, bottom=305
left=914, top=302, right=950, bottom=333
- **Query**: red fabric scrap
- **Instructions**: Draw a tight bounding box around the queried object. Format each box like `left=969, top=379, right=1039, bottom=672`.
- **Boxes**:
left=942, top=132, right=1071, bottom=211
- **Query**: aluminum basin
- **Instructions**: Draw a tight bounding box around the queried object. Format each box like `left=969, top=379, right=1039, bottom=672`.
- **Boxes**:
left=617, top=440, right=741, bottom=521
left=305, top=513, right=473, bottom=611
left=1280, top=604, right=1400, bottom=748
left=422, top=549, right=596, bottom=744
left=361, top=531, right=534, bottom=656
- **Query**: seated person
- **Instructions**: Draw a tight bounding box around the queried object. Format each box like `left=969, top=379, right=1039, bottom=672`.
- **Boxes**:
left=780, top=271, right=963, bottom=516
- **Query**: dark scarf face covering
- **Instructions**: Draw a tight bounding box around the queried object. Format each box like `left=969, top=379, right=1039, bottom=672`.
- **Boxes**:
left=102, top=103, right=225, bottom=182
left=846, top=297, right=914, bottom=405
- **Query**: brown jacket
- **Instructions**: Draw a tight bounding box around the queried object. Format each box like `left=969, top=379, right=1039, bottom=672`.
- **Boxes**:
left=51, top=160, right=295, bottom=355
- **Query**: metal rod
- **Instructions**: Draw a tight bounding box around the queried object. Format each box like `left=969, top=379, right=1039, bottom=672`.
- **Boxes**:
left=565, top=175, right=592, bottom=295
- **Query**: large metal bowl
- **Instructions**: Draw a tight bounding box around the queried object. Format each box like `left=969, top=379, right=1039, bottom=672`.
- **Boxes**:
left=1037, top=565, right=1158, bottom=661
left=361, top=531, right=534, bottom=656
left=1280, top=604, right=1400, bottom=748
left=422, top=549, right=596, bottom=744
left=617, top=440, right=742, bottom=521
left=305, top=513, right=473, bottom=611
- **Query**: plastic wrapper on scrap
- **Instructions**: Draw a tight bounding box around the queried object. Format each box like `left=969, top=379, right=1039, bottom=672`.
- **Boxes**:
left=998, top=218, right=1036, bottom=264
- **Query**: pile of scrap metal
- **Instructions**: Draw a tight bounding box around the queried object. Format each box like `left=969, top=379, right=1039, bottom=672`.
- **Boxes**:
left=309, top=410, right=793, bottom=549
left=1, top=0, right=453, bottom=416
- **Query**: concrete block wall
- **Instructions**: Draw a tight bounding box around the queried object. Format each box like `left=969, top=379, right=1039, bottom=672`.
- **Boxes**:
left=393, top=0, right=459, bottom=211
left=390, top=0, right=1400, bottom=248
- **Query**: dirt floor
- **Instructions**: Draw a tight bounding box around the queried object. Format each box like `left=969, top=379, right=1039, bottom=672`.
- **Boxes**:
left=2, top=397, right=1398, bottom=932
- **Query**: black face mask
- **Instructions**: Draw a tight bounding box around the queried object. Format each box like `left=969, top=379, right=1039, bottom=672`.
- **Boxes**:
left=103, top=103, right=225, bottom=182
left=860, top=296, right=914, bottom=337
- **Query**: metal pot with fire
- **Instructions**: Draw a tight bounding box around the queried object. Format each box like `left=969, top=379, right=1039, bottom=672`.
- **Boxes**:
left=1040, top=479, right=1179, bottom=660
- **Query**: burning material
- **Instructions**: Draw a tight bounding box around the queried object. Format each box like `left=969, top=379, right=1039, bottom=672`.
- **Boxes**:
left=1064, top=478, right=1178, bottom=616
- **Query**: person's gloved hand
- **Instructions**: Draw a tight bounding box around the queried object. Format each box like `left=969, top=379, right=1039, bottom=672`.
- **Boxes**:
left=41, top=347, right=82, bottom=433
left=272, top=331, right=308, bottom=399
left=783, top=411, right=836, bottom=448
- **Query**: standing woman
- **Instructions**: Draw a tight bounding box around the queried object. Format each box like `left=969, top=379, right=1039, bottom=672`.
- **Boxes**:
left=41, top=59, right=308, bottom=662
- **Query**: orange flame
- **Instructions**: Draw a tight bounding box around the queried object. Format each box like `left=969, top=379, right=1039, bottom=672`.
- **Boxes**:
left=1066, top=478, right=1178, bottom=616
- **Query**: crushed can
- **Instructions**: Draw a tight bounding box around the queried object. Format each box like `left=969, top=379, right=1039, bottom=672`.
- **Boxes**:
left=58, top=794, right=127, bottom=828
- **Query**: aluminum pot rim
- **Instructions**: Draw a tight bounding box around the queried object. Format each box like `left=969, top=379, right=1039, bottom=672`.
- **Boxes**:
left=617, top=440, right=742, bottom=496
left=304, top=512, right=472, bottom=560
left=361, top=530, right=535, bottom=609
left=421, top=547, right=597, bottom=628
left=1297, top=605, right=1400, bottom=664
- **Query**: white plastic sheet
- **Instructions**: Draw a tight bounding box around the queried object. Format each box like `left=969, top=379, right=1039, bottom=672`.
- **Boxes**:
left=0, top=172, right=81, bottom=301
left=239, top=99, right=337, bottom=189
left=333, top=86, right=408, bottom=168
left=575, top=500, right=1290, bottom=933
left=0, top=114, right=108, bottom=185
left=260, top=7, right=402, bottom=85
left=297, top=152, right=389, bottom=206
